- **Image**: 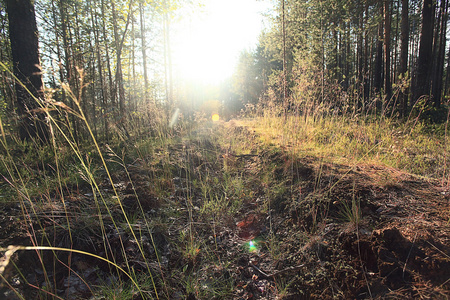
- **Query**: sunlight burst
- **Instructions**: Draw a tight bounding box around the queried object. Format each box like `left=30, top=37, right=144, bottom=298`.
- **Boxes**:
left=172, top=0, right=269, bottom=84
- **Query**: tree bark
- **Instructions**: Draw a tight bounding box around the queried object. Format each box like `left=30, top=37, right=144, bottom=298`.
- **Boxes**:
left=399, top=0, right=409, bottom=117
left=384, top=0, right=392, bottom=102
left=111, top=0, right=125, bottom=116
left=374, top=7, right=383, bottom=96
left=431, top=0, right=448, bottom=108
left=88, top=0, right=109, bottom=139
left=139, top=1, right=149, bottom=104
left=357, top=1, right=364, bottom=108
left=57, top=0, right=80, bottom=143
left=101, top=0, right=115, bottom=116
left=282, top=0, right=287, bottom=116
left=413, top=0, right=435, bottom=105
left=6, top=0, right=48, bottom=142
left=163, top=0, right=173, bottom=115
left=363, top=1, right=369, bottom=103
left=374, top=4, right=384, bottom=113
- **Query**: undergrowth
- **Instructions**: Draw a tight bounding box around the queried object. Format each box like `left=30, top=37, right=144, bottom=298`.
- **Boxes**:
left=242, top=111, right=449, bottom=183
left=0, top=70, right=449, bottom=299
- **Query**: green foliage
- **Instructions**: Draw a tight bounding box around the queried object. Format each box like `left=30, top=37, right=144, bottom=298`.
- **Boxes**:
left=410, top=98, right=449, bottom=124
left=246, top=109, right=449, bottom=180
left=337, top=193, right=361, bottom=226
left=232, top=50, right=263, bottom=105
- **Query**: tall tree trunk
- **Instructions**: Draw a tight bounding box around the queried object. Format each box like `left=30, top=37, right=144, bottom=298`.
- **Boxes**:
left=74, top=0, right=87, bottom=126
left=281, top=0, right=287, bottom=117
left=363, top=1, right=370, bottom=104
left=374, top=5, right=384, bottom=113
left=338, top=25, right=343, bottom=85
left=89, top=0, right=109, bottom=139
left=431, top=0, right=448, bottom=108
left=357, top=2, right=364, bottom=108
left=166, top=12, right=173, bottom=111
left=393, top=0, right=400, bottom=81
left=111, top=0, right=125, bottom=116
left=374, top=7, right=384, bottom=96
left=343, top=22, right=350, bottom=90
left=58, top=0, right=79, bottom=143
left=163, top=0, right=173, bottom=116
left=384, top=0, right=392, bottom=103
left=399, top=0, right=409, bottom=117
left=332, top=27, right=338, bottom=82
left=413, top=0, right=435, bottom=105
left=6, top=0, right=48, bottom=142
left=112, top=0, right=133, bottom=118
left=88, top=41, right=97, bottom=139
left=101, top=0, right=115, bottom=118
left=444, top=45, right=450, bottom=102
left=0, top=9, right=14, bottom=109
left=163, top=10, right=169, bottom=113
left=319, top=0, right=325, bottom=104
left=131, top=7, right=137, bottom=113
left=50, top=0, right=67, bottom=129
left=139, top=1, right=149, bottom=104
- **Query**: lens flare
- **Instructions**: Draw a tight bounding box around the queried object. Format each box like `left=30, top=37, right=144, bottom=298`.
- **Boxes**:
left=169, top=108, right=180, bottom=128
left=248, top=240, right=257, bottom=252
left=211, top=114, right=220, bottom=122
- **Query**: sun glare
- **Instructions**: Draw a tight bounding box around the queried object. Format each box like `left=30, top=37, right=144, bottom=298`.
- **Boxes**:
left=173, top=0, right=269, bottom=85
left=211, top=114, right=220, bottom=122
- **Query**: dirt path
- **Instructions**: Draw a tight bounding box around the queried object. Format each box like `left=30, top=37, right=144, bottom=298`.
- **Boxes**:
left=1, top=121, right=449, bottom=299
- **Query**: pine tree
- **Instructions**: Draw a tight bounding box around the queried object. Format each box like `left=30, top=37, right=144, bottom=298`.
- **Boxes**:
left=6, top=0, right=48, bottom=142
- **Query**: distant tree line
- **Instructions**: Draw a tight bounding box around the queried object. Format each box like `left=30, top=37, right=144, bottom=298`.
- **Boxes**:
left=233, top=0, right=449, bottom=122
left=2, top=0, right=449, bottom=144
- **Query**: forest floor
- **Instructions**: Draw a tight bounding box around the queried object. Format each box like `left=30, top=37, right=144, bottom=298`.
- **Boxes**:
left=0, top=118, right=449, bottom=299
